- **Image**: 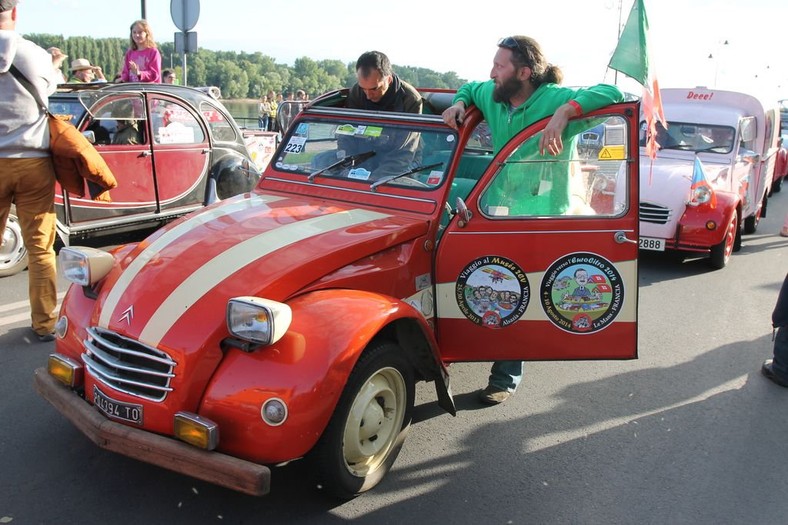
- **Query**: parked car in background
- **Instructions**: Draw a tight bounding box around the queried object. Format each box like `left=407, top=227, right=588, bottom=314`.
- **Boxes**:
left=36, top=88, right=642, bottom=498
left=772, top=131, right=788, bottom=193
left=0, top=83, right=260, bottom=277
left=638, top=87, right=781, bottom=269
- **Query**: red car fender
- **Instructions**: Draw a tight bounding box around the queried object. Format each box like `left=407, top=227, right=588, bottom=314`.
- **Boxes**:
left=55, top=243, right=139, bottom=362
left=677, top=191, right=740, bottom=247
left=198, top=288, right=436, bottom=464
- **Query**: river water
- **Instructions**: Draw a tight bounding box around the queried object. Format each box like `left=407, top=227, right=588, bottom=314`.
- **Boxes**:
left=222, top=99, right=260, bottom=128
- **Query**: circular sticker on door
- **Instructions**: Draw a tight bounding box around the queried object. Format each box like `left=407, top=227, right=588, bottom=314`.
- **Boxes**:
left=541, top=252, right=624, bottom=334
left=456, top=256, right=530, bottom=328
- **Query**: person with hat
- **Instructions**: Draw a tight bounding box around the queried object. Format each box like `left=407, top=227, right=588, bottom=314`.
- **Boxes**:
left=0, top=0, right=61, bottom=342
left=68, top=57, right=106, bottom=83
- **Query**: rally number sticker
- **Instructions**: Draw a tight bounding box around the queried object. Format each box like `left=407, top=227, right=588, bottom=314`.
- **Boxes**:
left=283, top=136, right=306, bottom=154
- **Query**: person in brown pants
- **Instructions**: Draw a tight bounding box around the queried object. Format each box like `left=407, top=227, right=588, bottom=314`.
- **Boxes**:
left=0, top=0, right=60, bottom=342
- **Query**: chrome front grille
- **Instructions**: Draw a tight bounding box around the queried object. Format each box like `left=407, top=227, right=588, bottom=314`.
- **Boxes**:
left=639, top=202, right=672, bottom=224
left=83, top=326, right=176, bottom=402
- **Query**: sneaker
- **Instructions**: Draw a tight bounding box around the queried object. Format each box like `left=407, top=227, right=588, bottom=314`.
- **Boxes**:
left=780, top=227, right=788, bottom=238
left=761, top=359, right=788, bottom=388
left=479, top=385, right=512, bottom=405
left=32, top=328, right=55, bottom=343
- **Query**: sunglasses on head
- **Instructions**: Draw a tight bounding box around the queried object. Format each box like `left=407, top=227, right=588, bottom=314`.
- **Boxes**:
left=498, top=36, right=525, bottom=55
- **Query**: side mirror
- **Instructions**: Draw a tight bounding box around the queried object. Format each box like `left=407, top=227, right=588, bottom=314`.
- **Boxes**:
left=455, top=197, right=472, bottom=227
left=82, top=130, right=96, bottom=144
left=738, top=150, right=760, bottom=164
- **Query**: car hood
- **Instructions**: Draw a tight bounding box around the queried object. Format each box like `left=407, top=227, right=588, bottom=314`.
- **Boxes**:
left=92, top=191, right=428, bottom=350
left=640, top=156, right=693, bottom=205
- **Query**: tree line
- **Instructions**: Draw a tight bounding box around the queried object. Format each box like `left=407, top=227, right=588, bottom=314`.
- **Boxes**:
left=25, top=33, right=467, bottom=99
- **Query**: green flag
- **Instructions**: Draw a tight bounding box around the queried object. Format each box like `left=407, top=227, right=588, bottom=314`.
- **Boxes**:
left=608, top=0, right=649, bottom=86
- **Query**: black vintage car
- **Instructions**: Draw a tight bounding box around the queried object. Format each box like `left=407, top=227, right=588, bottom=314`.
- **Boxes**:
left=1, top=83, right=260, bottom=277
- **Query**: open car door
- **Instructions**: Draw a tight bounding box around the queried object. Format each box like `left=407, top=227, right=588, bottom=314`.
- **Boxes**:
left=435, top=102, right=640, bottom=362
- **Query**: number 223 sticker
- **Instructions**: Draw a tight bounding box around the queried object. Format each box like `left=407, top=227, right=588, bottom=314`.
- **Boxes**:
left=284, top=136, right=306, bottom=154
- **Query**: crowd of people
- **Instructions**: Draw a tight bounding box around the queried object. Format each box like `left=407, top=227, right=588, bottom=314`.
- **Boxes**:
left=46, top=18, right=166, bottom=86
left=258, top=89, right=309, bottom=132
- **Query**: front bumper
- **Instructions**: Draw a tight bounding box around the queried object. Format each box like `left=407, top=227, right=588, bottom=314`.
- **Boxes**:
left=34, top=367, right=271, bottom=496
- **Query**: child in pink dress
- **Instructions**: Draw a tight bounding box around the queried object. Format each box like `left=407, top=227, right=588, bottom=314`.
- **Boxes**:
left=120, top=19, right=161, bottom=83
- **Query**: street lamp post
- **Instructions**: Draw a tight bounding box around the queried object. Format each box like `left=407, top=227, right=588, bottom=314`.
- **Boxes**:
left=708, top=40, right=729, bottom=88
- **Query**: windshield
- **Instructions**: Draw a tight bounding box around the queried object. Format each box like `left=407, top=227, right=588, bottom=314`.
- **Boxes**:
left=640, top=120, right=735, bottom=154
left=49, top=98, right=84, bottom=125
left=271, top=118, right=457, bottom=189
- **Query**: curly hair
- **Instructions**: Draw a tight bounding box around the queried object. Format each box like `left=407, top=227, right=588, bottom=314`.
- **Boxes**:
left=502, top=35, right=563, bottom=87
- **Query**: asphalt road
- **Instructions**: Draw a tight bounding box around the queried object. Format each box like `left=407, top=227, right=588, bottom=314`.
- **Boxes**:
left=1, top=193, right=787, bottom=525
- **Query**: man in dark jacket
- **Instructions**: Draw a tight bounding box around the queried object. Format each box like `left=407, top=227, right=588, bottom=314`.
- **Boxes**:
left=761, top=273, right=788, bottom=387
left=346, top=51, right=422, bottom=113
left=338, top=51, right=422, bottom=179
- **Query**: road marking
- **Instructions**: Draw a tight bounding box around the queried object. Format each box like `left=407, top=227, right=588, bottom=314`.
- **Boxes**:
left=0, top=292, right=66, bottom=328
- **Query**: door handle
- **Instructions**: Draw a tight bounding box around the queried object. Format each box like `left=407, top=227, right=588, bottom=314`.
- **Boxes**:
left=201, top=148, right=211, bottom=154
left=139, top=151, right=151, bottom=157
left=614, top=231, right=637, bottom=244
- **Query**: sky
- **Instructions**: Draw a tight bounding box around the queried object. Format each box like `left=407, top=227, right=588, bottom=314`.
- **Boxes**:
left=14, top=0, right=788, bottom=102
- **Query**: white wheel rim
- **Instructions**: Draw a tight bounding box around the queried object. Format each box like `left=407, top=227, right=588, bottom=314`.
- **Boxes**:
left=342, top=367, right=406, bottom=477
left=0, top=216, right=26, bottom=270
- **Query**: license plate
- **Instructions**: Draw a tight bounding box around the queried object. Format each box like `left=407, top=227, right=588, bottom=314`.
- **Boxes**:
left=93, top=386, right=143, bottom=425
left=639, top=237, right=666, bottom=251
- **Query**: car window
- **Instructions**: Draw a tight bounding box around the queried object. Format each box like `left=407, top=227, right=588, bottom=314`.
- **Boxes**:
left=49, top=98, right=84, bottom=125
left=274, top=118, right=456, bottom=189
left=640, top=120, right=735, bottom=154
left=480, top=115, right=630, bottom=217
left=201, top=102, right=238, bottom=142
left=150, top=99, right=205, bottom=144
left=85, top=94, right=147, bottom=145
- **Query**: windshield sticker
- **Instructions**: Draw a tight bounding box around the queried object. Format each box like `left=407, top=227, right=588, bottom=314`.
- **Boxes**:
left=540, top=253, right=623, bottom=334
left=456, top=256, right=530, bottom=329
left=295, top=123, right=308, bottom=135
left=348, top=168, right=372, bottom=180
left=284, top=136, right=306, bottom=154
left=426, top=170, right=444, bottom=185
left=335, top=124, right=383, bottom=138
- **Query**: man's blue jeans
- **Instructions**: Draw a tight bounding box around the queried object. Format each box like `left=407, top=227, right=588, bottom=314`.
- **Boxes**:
left=488, top=360, right=523, bottom=391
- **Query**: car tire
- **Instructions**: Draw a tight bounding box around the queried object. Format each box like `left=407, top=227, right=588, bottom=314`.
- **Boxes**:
left=0, top=206, right=28, bottom=277
left=744, top=194, right=766, bottom=234
left=310, top=340, right=414, bottom=499
left=709, top=209, right=737, bottom=269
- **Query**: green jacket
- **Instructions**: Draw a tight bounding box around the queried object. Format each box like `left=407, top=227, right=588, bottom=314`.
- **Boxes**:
left=453, top=81, right=624, bottom=216
left=453, top=80, right=623, bottom=153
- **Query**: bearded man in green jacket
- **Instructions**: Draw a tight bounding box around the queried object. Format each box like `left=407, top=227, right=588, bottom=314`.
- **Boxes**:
left=442, top=35, right=624, bottom=405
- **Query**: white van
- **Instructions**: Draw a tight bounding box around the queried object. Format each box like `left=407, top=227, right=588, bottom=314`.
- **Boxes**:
left=638, top=87, right=780, bottom=269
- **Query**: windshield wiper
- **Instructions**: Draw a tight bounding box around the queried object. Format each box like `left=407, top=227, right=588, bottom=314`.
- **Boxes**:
left=307, top=150, right=376, bottom=182
left=370, top=161, right=444, bottom=191
left=656, top=143, right=695, bottom=151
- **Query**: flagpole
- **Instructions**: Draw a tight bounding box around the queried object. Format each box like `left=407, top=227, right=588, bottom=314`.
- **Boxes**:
left=614, top=0, right=623, bottom=85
